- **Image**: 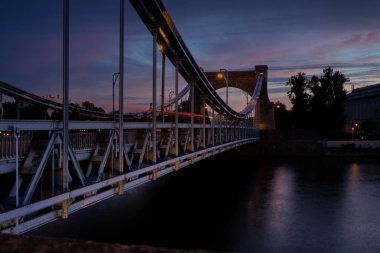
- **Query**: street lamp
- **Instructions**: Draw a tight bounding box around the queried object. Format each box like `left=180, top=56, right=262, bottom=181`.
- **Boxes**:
left=217, top=68, right=229, bottom=105
left=353, top=122, right=361, bottom=140
left=112, top=72, right=120, bottom=121
left=351, top=127, right=354, bottom=141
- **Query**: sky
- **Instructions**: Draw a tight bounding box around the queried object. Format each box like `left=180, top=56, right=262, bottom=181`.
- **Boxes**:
left=1, top=0, right=380, bottom=112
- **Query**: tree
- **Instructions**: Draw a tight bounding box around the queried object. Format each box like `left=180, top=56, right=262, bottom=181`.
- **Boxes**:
left=82, top=101, right=105, bottom=113
left=274, top=101, right=291, bottom=129
left=286, top=73, right=310, bottom=128
left=309, top=67, right=348, bottom=137
left=21, top=104, right=49, bottom=119
left=2, top=102, right=48, bottom=119
left=50, top=101, right=105, bottom=120
left=2, top=102, right=17, bottom=119
left=308, top=75, right=325, bottom=131
left=286, top=67, right=348, bottom=138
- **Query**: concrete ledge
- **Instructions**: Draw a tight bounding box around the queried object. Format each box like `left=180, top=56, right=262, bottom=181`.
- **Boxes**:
left=0, top=234, right=229, bottom=253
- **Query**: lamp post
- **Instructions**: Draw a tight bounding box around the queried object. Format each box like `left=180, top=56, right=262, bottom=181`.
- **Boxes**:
left=354, top=123, right=359, bottom=140
left=112, top=72, right=120, bottom=121
left=351, top=127, right=354, bottom=141
left=217, top=68, right=229, bottom=105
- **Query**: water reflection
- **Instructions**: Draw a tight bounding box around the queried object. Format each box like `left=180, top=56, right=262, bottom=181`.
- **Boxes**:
left=238, top=159, right=380, bottom=253
left=350, top=163, right=361, bottom=185
left=337, top=163, right=380, bottom=252
left=30, top=158, right=380, bottom=253
left=266, top=167, right=295, bottom=245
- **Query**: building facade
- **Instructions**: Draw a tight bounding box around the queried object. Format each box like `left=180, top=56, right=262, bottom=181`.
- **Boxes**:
left=345, top=83, right=380, bottom=138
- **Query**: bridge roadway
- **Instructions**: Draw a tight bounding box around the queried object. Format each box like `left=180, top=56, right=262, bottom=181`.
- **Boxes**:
left=0, top=120, right=258, bottom=234
left=0, top=0, right=267, bottom=235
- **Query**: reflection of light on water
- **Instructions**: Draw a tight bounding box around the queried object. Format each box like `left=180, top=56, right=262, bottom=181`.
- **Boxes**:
left=272, top=168, right=293, bottom=195
left=350, top=163, right=361, bottom=185
left=266, top=166, right=295, bottom=242
left=336, top=163, right=370, bottom=252
left=246, top=183, right=260, bottom=228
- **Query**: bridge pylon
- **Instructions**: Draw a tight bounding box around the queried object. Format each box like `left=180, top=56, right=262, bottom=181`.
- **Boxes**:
left=204, top=65, right=274, bottom=130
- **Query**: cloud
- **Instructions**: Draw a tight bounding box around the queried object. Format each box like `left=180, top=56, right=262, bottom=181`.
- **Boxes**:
left=2, top=0, right=380, bottom=114
left=311, top=31, right=380, bottom=56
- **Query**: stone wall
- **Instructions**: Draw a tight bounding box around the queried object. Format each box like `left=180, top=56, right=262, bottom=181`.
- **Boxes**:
left=225, top=129, right=323, bottom=157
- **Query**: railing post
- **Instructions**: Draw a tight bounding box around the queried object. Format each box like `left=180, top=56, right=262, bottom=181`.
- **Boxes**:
left=152, top=26, right=158, bottom=163
left=225, top=119, right=228, bottom=143
left=201, top=96, right=206, bottom=149
left=246, top=117, right=248, bottom=139
left=174, top=60, right=180, bottom=156
left=212, top=108, right=215, bottom=146
left=230, top=121, right=233, bottom=141
left=190, top=82, right=195, bottom=152
left=219, top=117, right=222, bottom=144
left=232, top=121, right=235, bottom=141
left=239, top=122, right=242, bottom=140
left=62, top=0, right=69, bottom=192
left=14, top=127, right=20, bottom=207
left=0, top=93, right=3, bottom=119
left=161, top=52, right=166, bottom=123
left=234, top=121, right=237, bottom=141
left=118, top=0, right=125, bottom=173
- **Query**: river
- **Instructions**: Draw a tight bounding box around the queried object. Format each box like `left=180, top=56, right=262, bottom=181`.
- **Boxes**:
left=30, top=154, right=380, bottom=253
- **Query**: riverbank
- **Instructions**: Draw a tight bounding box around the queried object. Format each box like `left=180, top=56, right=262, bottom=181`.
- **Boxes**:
left=226, top=129, right=380, bottom=158
left=0, top=233, right=229, bottom=253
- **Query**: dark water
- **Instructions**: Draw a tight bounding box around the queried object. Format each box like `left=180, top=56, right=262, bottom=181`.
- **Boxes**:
left=30, top=154, right=380, bottom=253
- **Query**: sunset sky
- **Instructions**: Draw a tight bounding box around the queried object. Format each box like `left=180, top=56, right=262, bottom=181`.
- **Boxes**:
left=1, top=0, right=380, bottom=112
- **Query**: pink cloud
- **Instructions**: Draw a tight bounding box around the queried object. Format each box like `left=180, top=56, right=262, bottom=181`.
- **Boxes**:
left=312, top=30, right=380, bottom=55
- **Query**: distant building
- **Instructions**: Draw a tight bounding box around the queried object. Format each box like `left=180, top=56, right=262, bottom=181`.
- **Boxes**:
left=345, top=83, right=380, bottom=138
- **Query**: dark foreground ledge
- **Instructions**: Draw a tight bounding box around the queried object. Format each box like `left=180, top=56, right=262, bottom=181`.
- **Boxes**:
left=0, top=234, right=230, bottom=253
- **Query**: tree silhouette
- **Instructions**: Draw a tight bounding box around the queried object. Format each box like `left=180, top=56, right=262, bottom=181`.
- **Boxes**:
left=286, top=73, right=310, bottom=128
left=274, top=101, right=291, bottom=129
left=309, top=67, right=348, bottom=137
left=286, top=67, right=348, bottom=138
left=2, top=102, right=48, bottom=119
left=82, top=101, right=105, bottom=113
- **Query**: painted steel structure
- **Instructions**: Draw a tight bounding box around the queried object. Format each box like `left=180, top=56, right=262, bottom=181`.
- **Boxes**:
left=0, top=0, right=268, bottom=234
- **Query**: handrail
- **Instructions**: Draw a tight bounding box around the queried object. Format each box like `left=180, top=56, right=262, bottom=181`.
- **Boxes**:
left=130, top=0, right=264, bottom=119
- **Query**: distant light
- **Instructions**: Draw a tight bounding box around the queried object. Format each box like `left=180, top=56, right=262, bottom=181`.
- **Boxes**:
left=159, top=44, right=165, bottom=52
left=217, top=73, right=224, bottom=79
left=158, top=28, right=170, bottom=46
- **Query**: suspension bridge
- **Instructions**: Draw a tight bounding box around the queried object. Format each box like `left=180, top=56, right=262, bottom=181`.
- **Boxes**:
left=0, top=0, right=274, bottom=234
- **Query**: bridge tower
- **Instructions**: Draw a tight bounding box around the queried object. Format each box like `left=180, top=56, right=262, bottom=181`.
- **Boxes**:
left=204, top=65, right=274, bottom=130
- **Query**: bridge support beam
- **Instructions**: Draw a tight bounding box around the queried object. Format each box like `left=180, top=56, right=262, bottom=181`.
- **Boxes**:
left=190, top=82, right=195, bottom=152
left=161, top=53, right=166, bottom=123
left=212, top=108, right=215, bottom=146
left=152, top=27, right=158, bottom=163
left=174, top=61, right=179, bottom=156
left=254, top=100, right=275, bottom=130
left=62, top=0, right=69, bottom=192
left=201, top=96, right=207, bottom=148
left=118, top=0, right=125, bottom=174
left=0, top=93, right=3, bottom=119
